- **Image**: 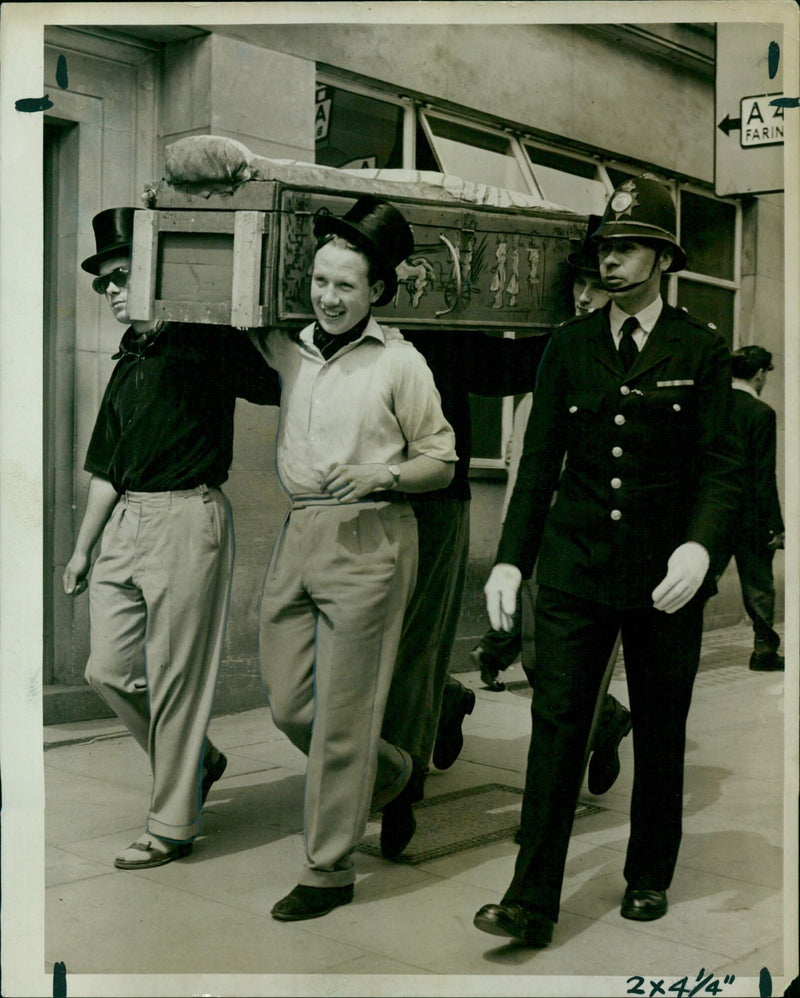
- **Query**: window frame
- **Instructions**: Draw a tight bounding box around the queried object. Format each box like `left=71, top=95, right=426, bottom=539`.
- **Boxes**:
left=315, top=75, right=744, bottom=468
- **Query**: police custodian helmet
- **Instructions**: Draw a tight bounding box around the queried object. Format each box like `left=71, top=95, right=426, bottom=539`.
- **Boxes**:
left=592, top=174, right=687, bottom=273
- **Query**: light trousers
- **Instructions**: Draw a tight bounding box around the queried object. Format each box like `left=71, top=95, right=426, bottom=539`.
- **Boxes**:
left=258, top=500, right=418, bottom=887
left=85, top=485, right=233, bottom=841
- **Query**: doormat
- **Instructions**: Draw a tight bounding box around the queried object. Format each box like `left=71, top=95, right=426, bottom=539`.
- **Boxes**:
left=359, top=783, right=605, bottom=864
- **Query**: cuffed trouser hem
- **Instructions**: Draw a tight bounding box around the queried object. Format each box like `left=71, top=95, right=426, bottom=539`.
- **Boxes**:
left=146, top=816, right=202, bottom=843
left=299, top=866, right=357, bottom=889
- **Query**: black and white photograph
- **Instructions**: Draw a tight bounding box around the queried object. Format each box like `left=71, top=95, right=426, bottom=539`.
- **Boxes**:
left=0, top=2, right=798, bottom=996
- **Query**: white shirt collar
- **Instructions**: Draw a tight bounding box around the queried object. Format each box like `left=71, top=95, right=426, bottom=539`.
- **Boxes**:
left=732, top=379, right=760, bottom=399
left=299, top=314, right=386, bottom=356
left=609, top=296, right=664, bottom=337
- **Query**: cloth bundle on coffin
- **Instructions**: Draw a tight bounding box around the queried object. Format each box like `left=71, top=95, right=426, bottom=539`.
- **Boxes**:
left=128, top=134, right=585, bottom=331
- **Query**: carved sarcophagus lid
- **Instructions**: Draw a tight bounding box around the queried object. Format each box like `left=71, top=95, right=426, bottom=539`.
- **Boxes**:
left=129, top=136, right=586, bottom=332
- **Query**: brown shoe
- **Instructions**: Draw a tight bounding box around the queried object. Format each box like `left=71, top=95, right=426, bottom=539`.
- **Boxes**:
left=271, top=884, right=354, bottom=921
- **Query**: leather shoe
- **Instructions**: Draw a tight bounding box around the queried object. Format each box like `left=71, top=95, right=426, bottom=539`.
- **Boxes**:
left=620, top=888, right=668, bottom=921
left=114, top=835, right=193, bottom=870
left=432, top=680, right=476, bottom=770
left=587, top=698, right=632, bottom=795
left=470, top=647, right=506, bottom=692
left=201, top=748, right=227, bottom=804
left=271, top=883, right=354, bottom=921
left=473, top=902, right=554, bottom=946
left=381, top=758, right=426, bottom=860
left=749, top=651, right=784, bottom=672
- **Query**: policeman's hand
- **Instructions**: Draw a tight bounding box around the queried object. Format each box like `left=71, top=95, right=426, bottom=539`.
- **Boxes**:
left=63, top=553, right=90, bottom=597
left=652, top=541, right=710, bottom=614
left=768, top=531, right=785, bottom=551
left=321, top=464, right=392, bottom=502
left=484, top=563, right=522, bottom=632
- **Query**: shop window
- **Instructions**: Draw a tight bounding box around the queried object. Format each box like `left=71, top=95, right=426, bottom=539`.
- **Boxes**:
left=676, top=280, right=735, bottom=349
left=523, top=144, right=609, bottom=214
left=679, top=190, right=736, bottom=281
left=315, top=85, right=404, bottom=169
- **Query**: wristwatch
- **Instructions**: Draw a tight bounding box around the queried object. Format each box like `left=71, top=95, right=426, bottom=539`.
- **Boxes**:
left=387, top=464, right=401, bottom=490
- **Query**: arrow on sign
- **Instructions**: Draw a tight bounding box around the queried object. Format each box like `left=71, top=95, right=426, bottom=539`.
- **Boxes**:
left=717, top=113, right=742, bottom=136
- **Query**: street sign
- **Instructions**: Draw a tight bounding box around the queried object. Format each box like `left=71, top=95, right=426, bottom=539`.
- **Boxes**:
left=741, top=93, right=785, bottom=147
left=715, top=23, right=785, bottom=195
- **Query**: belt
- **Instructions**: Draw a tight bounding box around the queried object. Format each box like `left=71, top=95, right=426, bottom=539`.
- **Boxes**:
left=124, top=484, right=212, bottom=503
left=289, top=490, right=408, bottom=510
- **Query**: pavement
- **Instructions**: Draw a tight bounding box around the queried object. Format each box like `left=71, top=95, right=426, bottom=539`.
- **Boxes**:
left=40, top=620, right=793, bottom=997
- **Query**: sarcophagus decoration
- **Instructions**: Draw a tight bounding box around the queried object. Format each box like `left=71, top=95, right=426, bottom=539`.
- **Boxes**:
left=129, top=137, right=586, bottom=332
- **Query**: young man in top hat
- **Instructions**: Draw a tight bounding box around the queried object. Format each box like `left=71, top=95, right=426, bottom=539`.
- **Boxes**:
left=722, top=344, right=785, bottom=671
left=474, top=174, right=741, bottom=945
left=63, top=207, right=280, bottom=869
left=250, top=196, right=457, bottom=921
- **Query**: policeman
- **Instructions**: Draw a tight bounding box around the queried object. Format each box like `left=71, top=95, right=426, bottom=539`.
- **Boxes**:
left=473, top=175, right=742, bottom=946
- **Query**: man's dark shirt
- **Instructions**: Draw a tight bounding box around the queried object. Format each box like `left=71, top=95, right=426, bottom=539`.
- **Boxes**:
left=402, top=329, right=550, bottom=501
left=85, top=322, right=280, bottom=493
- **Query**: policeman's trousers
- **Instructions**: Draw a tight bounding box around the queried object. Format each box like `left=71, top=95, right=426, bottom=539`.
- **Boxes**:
left=85, top=486, right=233, bottom=842
left=505, top=585, right=703, bottom=921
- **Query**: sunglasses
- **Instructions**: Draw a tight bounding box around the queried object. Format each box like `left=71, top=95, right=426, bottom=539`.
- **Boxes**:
left=92, top=267, right=129, bottom=295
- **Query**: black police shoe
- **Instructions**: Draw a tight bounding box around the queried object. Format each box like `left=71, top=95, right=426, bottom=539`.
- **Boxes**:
left=749, top=651, right=785, bottom=672
left=473, top=902, right=554, bottom=946
left=620, top=888, right=668, bottom=921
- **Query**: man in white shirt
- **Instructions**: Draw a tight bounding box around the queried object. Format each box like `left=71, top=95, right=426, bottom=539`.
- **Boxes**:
left=251, top=197, right=456, bottom=921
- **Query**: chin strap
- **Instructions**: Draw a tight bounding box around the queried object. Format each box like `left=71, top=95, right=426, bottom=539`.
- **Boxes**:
left=601, top=250, right=664, bottom=295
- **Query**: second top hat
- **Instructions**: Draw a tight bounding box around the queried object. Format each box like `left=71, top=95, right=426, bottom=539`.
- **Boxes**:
left=81, top=207, right=137, bottom=275
left=313, top=196, right=415, bottom=307
left=566, top=214, right=603, bottom=274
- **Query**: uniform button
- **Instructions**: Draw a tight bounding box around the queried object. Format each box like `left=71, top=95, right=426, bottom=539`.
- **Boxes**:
left=620, top=385, right=630, bottom=396
left=569, top=405, right=578, bottom=414
left=673, top=403, right=681, bottom=411
left=614, top=414, right=626, bottom=425
left=611, top=477, right=622, bottom=489
left=612, top=446, right=623, bottom=457
left=610, top=509, right=622, bottom=521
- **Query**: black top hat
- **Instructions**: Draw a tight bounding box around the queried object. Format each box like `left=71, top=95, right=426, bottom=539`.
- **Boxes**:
left=313, top=196, right=414, bottom=307
left=591, top=175, right=687, bottom=273
left=81, top=207, right=137, bottom=275
left=566, top=214, right=603, bottom=273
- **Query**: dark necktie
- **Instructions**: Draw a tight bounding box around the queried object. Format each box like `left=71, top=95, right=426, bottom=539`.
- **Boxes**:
left=618, top=316, right=640, bottom=373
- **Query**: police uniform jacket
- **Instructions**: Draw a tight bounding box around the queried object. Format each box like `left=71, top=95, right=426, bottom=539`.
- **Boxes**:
left=496, top=301, right=743, bottom=607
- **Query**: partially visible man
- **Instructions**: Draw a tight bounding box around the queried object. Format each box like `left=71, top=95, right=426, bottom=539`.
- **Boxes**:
left=470, top=218, right=632, bottom=799
left=379, top=324, right=550, bottom=860
left=474, top=175, right=741, bottom=946
left=722, top=345, right=785, bottom=671
left=250, top=197, right=457, bottom=921
left=63, top=207, right=280, bottom=869
left=471, top=216, right=612, bottom=692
